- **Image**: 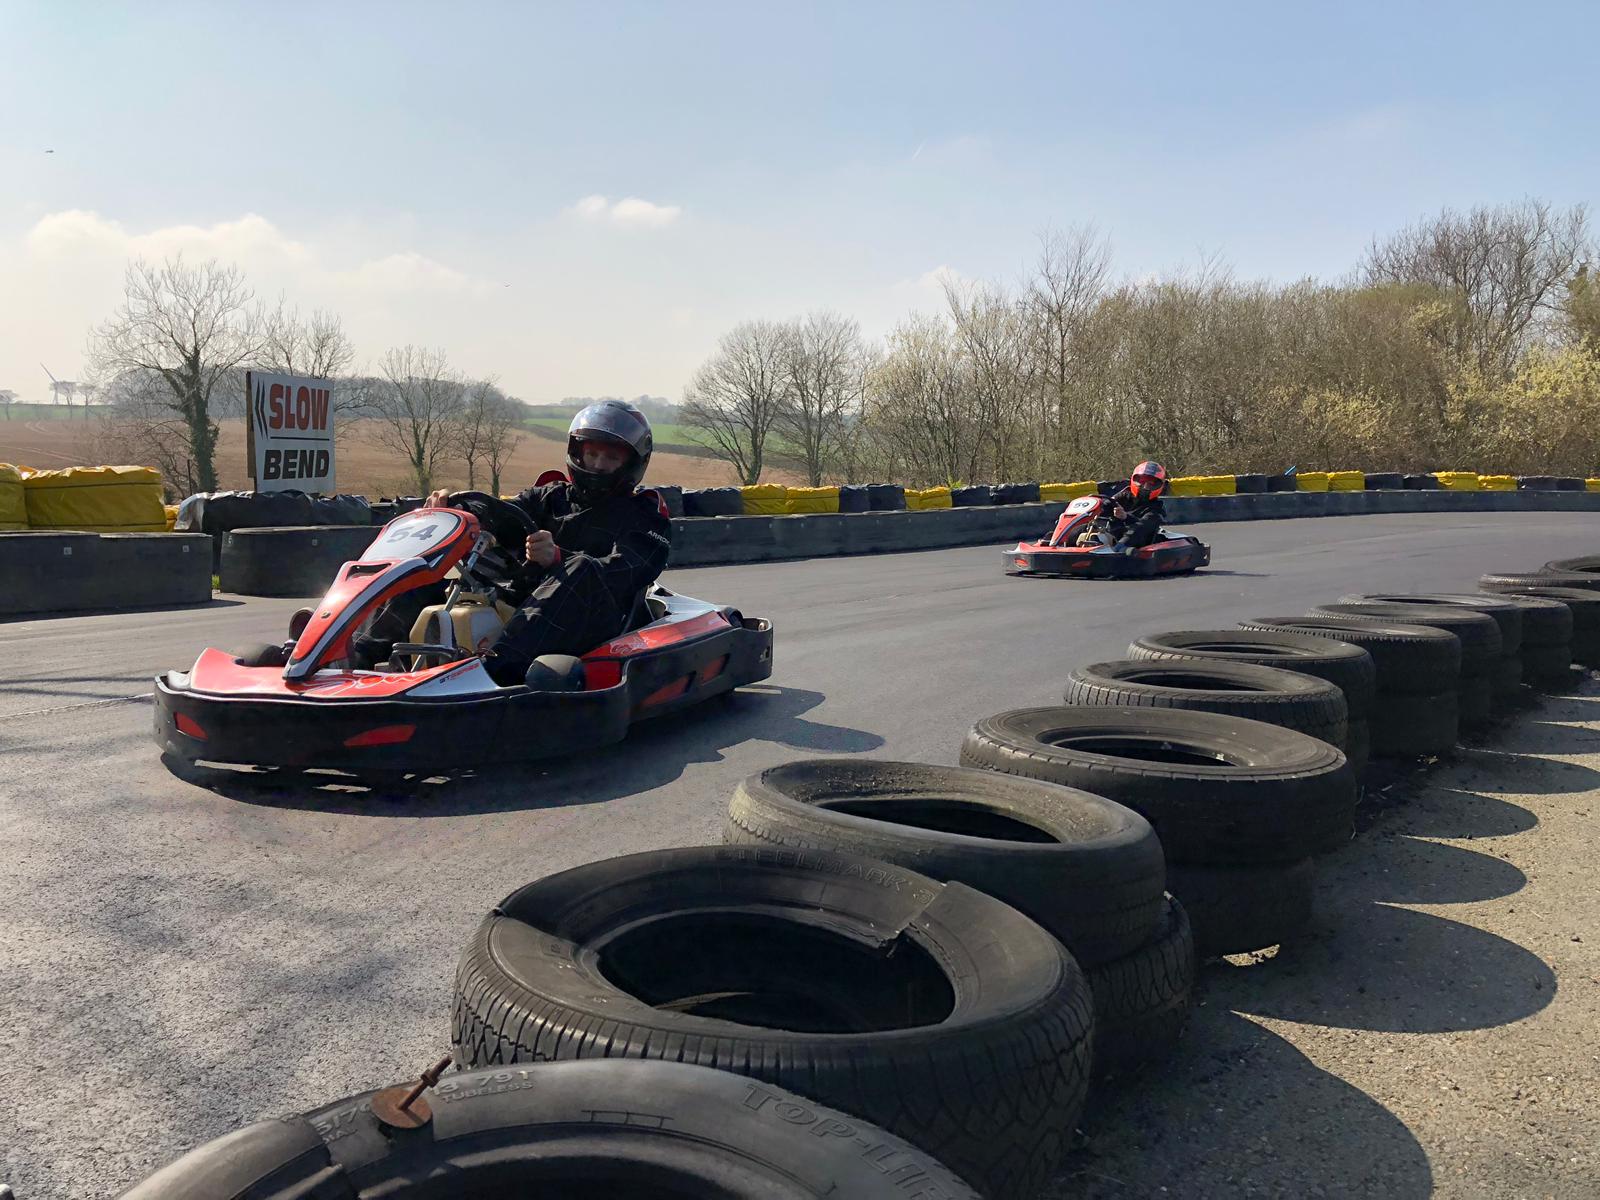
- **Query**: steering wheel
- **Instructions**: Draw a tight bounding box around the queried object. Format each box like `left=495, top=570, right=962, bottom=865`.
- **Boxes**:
left=447, top=491, right=538, bottom=560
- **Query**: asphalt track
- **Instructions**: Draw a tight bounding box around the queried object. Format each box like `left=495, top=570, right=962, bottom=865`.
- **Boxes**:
left=1, top=511, right=1595, bottom=1198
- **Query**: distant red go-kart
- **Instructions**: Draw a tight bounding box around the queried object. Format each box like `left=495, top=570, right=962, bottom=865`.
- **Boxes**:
left=1004, top=493, right=1210, bottom=578
left=154, top=490, right=774, bottom=778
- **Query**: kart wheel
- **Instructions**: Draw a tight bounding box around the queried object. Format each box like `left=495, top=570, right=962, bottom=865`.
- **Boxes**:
left=119, top=1059, right=978, bottom=1200
left=724, top=758, right=1166, bottom=966
left=1086, top=895, right=1196, bottom=1078
left=1165, top=858, right=1316, bottom=957
left=960, top=706, right=1355, bottom=864
left=452, top=846, right=1091, bottom=1200
left=1064, top=659, right=1348, bottom=750
left=1126, top=629, right=1377, bottom=718
left=1237, top=617, right=1461, bottom=697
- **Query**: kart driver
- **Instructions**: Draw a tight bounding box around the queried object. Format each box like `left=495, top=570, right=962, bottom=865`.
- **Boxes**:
left=1101, top=460, right=1169, bottom=552
left=355, top=400, right=671, bottom=685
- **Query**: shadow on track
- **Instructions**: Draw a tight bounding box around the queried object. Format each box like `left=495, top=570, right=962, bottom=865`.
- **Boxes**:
left=163, top=684, right=884, bottom=816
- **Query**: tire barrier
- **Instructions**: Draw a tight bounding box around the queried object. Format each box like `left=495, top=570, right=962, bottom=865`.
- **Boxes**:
left=653, top=482, right=685, bottom=517
left=682, top=486, right=743, bottom=516
left=1364, top=471, right=1404, bottom=490
left=451, top=845, right=1092, bottom=1199
left=219, top=525, right=377, bottom=597
left=0, top=531, right=212, bottom=618
left=177, top=489, right=372, bottom=569
left=120, top=1059, right=980, bottom=1200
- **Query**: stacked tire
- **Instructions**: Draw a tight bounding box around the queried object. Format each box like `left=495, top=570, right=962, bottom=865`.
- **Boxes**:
left=1238, top=616, right=1462, bottom=757
left=960, top=706, right=1355, bottom=959
left=1333, top=594, right=1528, bottom=709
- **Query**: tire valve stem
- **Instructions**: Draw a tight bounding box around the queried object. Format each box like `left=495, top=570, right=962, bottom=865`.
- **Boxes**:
left=371, top=1055, right=453, bottom=1130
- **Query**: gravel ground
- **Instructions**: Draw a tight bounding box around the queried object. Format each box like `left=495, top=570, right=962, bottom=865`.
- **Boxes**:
left=1052, top=680, right=1600, bottom=1200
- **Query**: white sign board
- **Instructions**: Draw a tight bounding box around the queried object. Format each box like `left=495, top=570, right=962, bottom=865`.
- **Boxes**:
left=246, top=370, right=336, bottom=492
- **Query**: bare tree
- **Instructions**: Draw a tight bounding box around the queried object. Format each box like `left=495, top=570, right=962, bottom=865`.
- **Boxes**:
left=93, top=369, right=204, bottom=498
left=1364, top=200, right=1590, bottom=376
left=1025, top=225, right=1112, bottom=430
left=779, top=312, right=867, bottom=485
left=370, top=346, right=466, bottom=494
left=1562, top=263, right=1600, bottom=359
left=88, top=256, right=260, bottom=492
left=455, top=377, right=524, bottom=491
left=0, top=389, right=15, bottom=420
left=253, top=302, right=366, bottom=440
left=682, top=320, right=792, bottom=485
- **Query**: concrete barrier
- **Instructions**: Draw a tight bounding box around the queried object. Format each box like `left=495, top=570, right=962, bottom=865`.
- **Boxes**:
left=0, top=531, right=212, bottom=617
left=220, top=526, right=376, bottom=597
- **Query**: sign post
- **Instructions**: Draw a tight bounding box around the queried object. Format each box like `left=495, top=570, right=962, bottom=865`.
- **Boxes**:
left=246, top=371, right=337, bottom=492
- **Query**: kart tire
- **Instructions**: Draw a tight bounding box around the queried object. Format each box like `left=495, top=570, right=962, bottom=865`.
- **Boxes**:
left=117, top=1059, right=980, bottom=1200
left=451, top=845, right=1093, bottom=1200
left=1166, top=858, right=1316, bottom=958
left=1308, top=603, right=1501, bottom=680
left=1237, top=617, right=1461, bottom=696
left=1337, top=592, right=1526, bottom=654
left=1522, top=642, right=1579, bottom=689
left=1064, top=659, right=1348, bottom=750
left=959, top=706, right=1355, bottom=864
left=1480, top=570, right=1600, bottom=594
left=1086, top=896, right=1196, bottom=1078
left=524, top=654, right=585, bottom=691
left=724, top=758, right=1166, bottom=967
left=231, top=642, right=289, bottom=668
left=1369, top=689, right=1459, bottom=756
left=1125, top=629, right=1376, bottom=718
left=1544, top=556, right=1600, bottom=575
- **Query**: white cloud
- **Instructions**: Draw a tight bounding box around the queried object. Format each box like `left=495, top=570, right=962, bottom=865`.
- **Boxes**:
left=567, top=194, right=682, bottom=229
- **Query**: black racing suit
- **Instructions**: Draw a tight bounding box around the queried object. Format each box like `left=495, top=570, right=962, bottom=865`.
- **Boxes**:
left=1109, top=486, right=1165, bottom=548
left=355, top=482, right=671, bottom=683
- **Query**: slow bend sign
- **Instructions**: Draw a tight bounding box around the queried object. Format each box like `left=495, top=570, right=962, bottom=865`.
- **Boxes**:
left=246, top=370, right=336, bottom=492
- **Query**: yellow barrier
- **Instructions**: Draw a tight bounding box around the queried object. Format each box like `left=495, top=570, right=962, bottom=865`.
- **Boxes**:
left=1478, top=475, right=1517, bottom=491
left=1039, top=481, right=1097, bottom=503
left=21, top=464, right=166, bottom=531
left=905, top=486, right=954, bottom=509
left=164, top=503, right=181, bottom=530
left=783, top=486, right=840, bottom=514
left=1588, top=479, right=1600, bottom=492
left=1327, top=470, right=1365, bottom=492
left=1168, top=476, right=1210, bottom=497
left=1434, top=471, right=1480, bottom=491
left=0, top=463, right=25, bottom=530
left=1295, top=472, right=1330, bottom=492
left=739, top=484, right=789, bottom=515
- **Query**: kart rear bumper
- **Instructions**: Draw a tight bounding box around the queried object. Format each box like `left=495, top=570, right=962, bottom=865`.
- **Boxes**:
left=155, top=618, right=773, bottom=773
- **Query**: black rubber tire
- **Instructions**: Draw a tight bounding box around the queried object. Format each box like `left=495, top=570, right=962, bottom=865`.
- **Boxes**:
left=452, top=846, right=1092, bottom=1200
left=1125, top=629, right=1376, bottom=719
left=1364, top=471, right=1405, bottom=490
left=1480, top=570, right=1600, bottom=593
left=230, top=642, right=289, bottom=668
left=1369, top=689, right=1459, bottom=756
left=1166, top=858, right=1315, bottom=958
left=1477, top=585, right=1600, bottom=666
left=1458, top=674, right=1493, bottom=729
left=724, top=759, right=1165, bottom=967
left=959, top=706, right=1355, bottom=864
left=1308, top=604, right=1500, bottom=678
left=1337, top=592, right=1525, bottom=654
left=118, top=1058, right=980, bottom=1200
left=1064, top=659, right=1348, bottom=749
left=1233, top=473, right=1268, bottom=494
left=1494, top=652, right=1529, bottom=704
left=1238, top=617, right=1461, bottom=696
left=1477, top=592, right=1573, bottom=647
left=1522, top=642, right=1578, bottom=688
left=1544, top=556, right=1600, bottom=575
left=1086, top=896, right=1196, bottom=1078
left=1345, top=717, right=1371, bottom=777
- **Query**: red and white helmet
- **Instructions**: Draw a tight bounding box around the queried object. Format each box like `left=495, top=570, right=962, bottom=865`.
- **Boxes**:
left=1130, top=460, right=1169, bottom=501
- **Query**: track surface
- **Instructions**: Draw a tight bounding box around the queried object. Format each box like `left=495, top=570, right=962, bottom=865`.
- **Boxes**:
left=0, top=511, right=1593, bottom=1198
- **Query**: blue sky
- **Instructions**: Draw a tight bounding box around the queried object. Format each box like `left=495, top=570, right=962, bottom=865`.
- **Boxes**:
left=2, top=0, right=1596, bottom=404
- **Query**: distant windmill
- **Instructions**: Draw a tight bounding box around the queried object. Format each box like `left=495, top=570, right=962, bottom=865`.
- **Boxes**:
left=42, top=364, right=75, bottom=409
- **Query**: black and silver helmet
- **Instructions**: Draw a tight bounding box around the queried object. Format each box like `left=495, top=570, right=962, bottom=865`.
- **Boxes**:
left=566, top=400, right=653, bottom=503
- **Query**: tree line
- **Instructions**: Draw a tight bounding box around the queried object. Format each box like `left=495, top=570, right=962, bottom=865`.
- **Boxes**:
left=683, top=201, right=1600, bottom=486
left=86, top=258, right=524, bottom=497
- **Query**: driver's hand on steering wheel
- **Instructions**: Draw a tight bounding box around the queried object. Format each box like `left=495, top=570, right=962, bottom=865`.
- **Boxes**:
left=1112, top=504, right=1128, bottom=519
left=525, top=530, right=559, bottom=567
left=424, top=488, right=452, bottom=508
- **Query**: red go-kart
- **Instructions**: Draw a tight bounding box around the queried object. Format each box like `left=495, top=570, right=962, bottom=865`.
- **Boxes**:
left=154, top=491, right=774, bottom=777
left=1004, top=493, right=1209, bottom=578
